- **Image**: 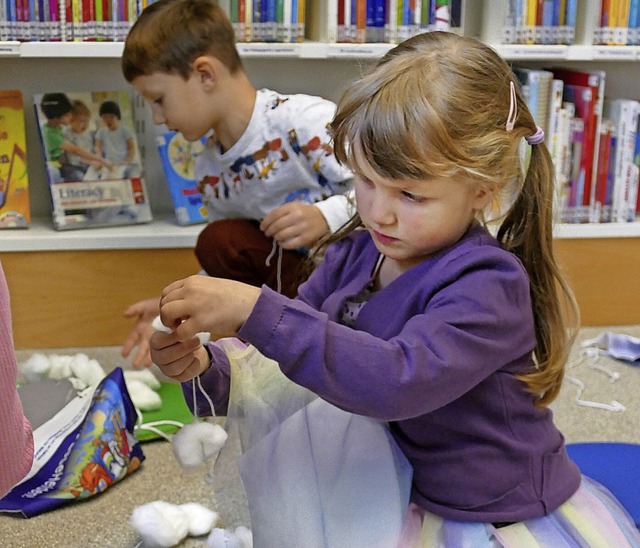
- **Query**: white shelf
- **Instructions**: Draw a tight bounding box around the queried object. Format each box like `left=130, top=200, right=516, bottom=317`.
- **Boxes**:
left=4, top=40, right=640, bottom=61
left=554, top=221, right=640, bottom=239
left=0, top=216, right=203, bottom=252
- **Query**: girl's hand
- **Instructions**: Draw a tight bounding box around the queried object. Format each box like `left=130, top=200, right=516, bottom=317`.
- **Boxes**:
left=159, top=276, right=261, bottom=343
left=149, top=330, right=209, bottom=382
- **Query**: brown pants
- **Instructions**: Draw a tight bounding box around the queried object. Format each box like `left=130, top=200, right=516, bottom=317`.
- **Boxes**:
left=194, top=219, right=308, bottom=298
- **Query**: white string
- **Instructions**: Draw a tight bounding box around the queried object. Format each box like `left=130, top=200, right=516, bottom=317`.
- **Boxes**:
left=193, top=374, right=221, bottom=484
left=265, top=238, right=284, bottom=294
left=565, top=376, right=626, bottom=411
left=265, top=238, right=277, bottom=266
left=564, top=348, right=625, bottom=411
left=134, top=406, right=183, bottom=442
left=192, top=377, right=199, bottom=420
left=197, top=374, right=217, bottom=417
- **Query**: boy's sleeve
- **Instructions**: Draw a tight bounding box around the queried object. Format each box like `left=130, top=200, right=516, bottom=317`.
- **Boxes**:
left=291, top=97, right=354, bottom=187
left=313, top=190, right=356, bottom=233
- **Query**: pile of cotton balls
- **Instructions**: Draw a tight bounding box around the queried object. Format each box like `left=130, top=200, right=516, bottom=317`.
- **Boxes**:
left=20, top=352, right=164, bottom=412
left=130, top=501, right=252, bottom=547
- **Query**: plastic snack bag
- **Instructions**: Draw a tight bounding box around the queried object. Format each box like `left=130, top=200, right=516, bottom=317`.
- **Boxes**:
left=0, top=368, right=144, bottom=517
left=214, top=338, right=413, bottom=548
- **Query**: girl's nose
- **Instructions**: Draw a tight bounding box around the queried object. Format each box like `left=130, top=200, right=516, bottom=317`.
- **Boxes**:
left=369, top=194, right=394, bottom=225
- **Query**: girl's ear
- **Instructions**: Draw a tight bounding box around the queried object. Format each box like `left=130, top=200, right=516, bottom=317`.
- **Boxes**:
left=192, top=56, right=218, bottom=90
left=472, top=184, right=495, bottom=211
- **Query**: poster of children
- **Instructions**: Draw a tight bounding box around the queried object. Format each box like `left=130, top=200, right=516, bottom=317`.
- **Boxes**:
left=33, top=90, right=153, bottom=230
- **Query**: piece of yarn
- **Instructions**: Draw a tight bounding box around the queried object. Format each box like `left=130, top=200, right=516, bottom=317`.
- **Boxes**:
left=171, top=421, right=228, bottom=469
left=151, top=315, right=211, bottom=346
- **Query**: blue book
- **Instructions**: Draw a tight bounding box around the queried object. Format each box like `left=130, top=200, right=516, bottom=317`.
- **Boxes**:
left=564, top=0, right=577, bottom=44
left=156, top=130, right=208, bottom=226
left=629, top=0, right=640, bottom=44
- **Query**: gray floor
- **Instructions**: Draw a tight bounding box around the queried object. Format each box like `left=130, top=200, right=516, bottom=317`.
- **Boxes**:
left=1, top=325, right=639, bottom=547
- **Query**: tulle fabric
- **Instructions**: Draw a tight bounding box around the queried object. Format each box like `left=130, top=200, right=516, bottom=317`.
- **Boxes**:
left=216, top=339, right=413, bottom=548
left=214, top=339, right=640, bottom=548
left=398, top=476, right=640, bottom=548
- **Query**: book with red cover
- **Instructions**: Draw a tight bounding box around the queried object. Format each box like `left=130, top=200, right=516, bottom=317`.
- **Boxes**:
left=562, top=84, right=593, bottom=219
left=593, top=119, right=613, bottom=222
left=548, top=68, right=605, bottom=217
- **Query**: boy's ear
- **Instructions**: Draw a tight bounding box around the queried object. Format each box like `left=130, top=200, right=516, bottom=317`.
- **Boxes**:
left=192, top=56, right=218, bottom=89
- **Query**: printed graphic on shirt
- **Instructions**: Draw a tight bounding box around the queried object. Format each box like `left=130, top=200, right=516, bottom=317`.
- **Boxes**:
left=198, top=129, right=334, bottom=203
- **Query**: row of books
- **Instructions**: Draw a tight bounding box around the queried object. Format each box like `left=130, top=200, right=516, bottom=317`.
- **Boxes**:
left=593, top=0, right=640, bottom=45
left=515, top=67, right=640, bottom=224
left=502, top=0, right=578, bottom=45
left=331, top=0, right=456, bottom=44
left=0, top=0, right=140, bottom=41
left=0, top=0, right=308, bottom=42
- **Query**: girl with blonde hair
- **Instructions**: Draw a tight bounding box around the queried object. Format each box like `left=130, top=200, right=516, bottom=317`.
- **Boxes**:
left=150, top=32, right=639, bottom=545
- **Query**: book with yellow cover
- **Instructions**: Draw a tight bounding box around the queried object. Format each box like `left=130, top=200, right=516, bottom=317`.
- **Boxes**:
left=0, top=90, right=30, bottom=228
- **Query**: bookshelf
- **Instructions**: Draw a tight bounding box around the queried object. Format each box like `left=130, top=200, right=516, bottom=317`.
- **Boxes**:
left=2, top=0, right=640, bottom=349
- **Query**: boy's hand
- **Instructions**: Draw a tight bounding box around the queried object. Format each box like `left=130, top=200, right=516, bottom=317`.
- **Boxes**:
left=160, top=276, right=260, bottom=342
left=122, top=297, right=161, bottom=368
left=150, top=330, right=210, bottom=382
left=260, top=202, right=329, bottom=250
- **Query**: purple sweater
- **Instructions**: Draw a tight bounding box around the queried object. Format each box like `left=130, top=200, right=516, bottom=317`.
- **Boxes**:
left=191, top=224, right=581, bottom=523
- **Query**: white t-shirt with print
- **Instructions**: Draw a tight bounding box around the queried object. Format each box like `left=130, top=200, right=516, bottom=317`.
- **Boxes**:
left=195, top=88, right=353, bottom=228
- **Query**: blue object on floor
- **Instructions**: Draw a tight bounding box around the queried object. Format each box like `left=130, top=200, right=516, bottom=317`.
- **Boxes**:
left=566, top=442, right=640, bottom=527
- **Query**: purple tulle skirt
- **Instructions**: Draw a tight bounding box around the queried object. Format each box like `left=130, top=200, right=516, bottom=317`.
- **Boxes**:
left=397, top=475, right=640, bottom=547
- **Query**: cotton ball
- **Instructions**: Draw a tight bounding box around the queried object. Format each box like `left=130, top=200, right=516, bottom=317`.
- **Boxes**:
left=234, top=526, right=253, bottom=548
left=179, top=502, right=219, bottom=537
left=70, top=354, right=105, bottom=388
left=152, top=315, right=172, bottom=334
left=152, top=315, right=211, bottom=346
left=125, top=368, right=162, bottom=391
left=127, top=379, right=163, bottom=411
left=131, top=500, right=190, bottom=548
left=47, top=354, right=76, bottom=380
left=172, top=422, right=228, bottom=469
left=207, top=528, right=242, bottom=548
left=21, top=353, right=52, bottom=382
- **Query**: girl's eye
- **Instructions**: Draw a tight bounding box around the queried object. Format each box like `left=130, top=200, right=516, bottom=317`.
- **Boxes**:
left=358, top=176, right=374, bottom=186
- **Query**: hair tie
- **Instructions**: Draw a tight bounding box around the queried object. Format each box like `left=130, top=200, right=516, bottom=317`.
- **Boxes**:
left=525, top=126, right=545, bottom=146
left=506, top=81, right=517, bottom=132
